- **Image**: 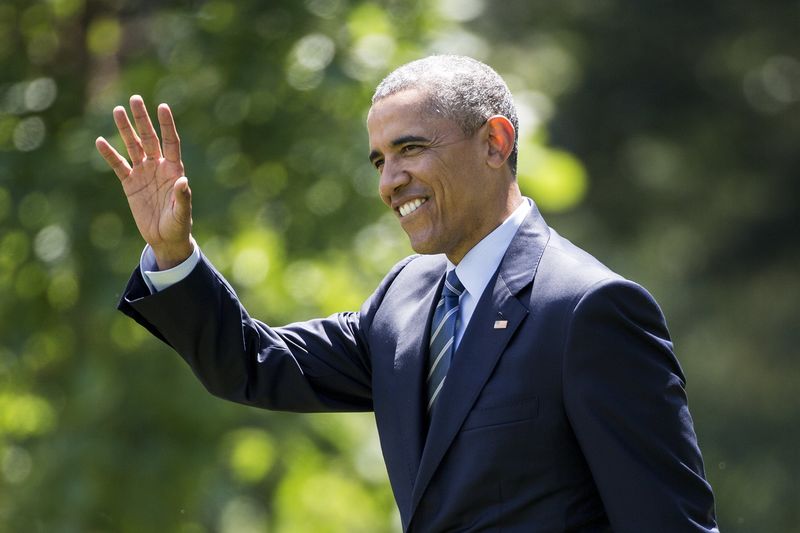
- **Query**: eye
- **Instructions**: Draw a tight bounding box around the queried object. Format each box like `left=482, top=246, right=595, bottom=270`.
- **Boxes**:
left=373, top=158, right=384, bottom=172
left=400, top=144, right=423, bottom=155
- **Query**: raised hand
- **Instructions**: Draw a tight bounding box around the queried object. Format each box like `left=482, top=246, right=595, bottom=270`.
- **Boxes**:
left=96, top=95, right=194, bottom=270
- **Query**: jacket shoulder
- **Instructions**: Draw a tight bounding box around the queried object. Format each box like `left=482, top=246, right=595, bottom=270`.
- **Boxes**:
left=535, top=228, right=624, bottom=300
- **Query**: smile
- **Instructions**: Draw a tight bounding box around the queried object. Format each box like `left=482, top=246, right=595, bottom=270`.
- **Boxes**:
left=399, top=198, right=427, bottom=217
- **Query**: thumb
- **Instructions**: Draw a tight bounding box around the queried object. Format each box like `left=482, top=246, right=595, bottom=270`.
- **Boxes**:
left=173, top=176, right=192, bottom=224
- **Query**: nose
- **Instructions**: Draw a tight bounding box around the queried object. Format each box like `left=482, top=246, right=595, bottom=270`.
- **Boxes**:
left=378, top=158, right=411, bottom=206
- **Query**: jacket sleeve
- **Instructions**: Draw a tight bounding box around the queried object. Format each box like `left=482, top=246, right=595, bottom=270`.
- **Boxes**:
left=562, top=279, right=718, bottom=532
left=118, top=251, right=417, bottom=413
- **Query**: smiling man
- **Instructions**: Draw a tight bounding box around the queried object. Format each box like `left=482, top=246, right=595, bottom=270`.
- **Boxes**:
left=368, top=86, right=520, bottom=264
left=98, top=55, right=718, bottom=532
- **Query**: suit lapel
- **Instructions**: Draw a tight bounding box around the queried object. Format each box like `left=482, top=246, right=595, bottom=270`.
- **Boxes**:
left=374, top=256, right=446, bottom=514
left=385, top=262, right=446, bottom=495
left=407, top=206, right=551, bottom=521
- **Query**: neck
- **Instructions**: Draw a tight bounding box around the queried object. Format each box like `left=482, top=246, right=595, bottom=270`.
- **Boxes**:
left=447, top=184, right=523, bottom=265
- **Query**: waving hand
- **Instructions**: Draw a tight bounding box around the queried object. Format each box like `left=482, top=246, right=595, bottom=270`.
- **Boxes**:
left=96, top=95, right=194, bottom=270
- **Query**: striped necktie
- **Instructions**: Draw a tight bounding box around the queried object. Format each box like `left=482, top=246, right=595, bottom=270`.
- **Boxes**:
left=427, top=270, right=464, bottom=415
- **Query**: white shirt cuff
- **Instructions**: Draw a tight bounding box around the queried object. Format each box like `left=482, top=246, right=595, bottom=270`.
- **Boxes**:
left=140, top=244, right=201, bottom=293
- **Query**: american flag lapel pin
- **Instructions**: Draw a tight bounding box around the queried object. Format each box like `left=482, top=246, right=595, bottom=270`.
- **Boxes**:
left=493, top=313, right=508, bottom=329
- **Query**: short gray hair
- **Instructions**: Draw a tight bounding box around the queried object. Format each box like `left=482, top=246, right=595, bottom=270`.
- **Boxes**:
left=372, top=55, right=519, bottom=175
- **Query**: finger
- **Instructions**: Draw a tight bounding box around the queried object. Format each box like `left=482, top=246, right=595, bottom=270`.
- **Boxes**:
left=158, top=103, right=182, bottom=163
left=172, top=176, right=192, bottom=225
left=95, top=137, right=132, bottom=180
left=113, top=105, right=144, bottom=163
left=130, top=95, right=162, bottom=159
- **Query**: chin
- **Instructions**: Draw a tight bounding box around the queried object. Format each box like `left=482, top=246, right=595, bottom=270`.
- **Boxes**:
left=404, top=227, right=446, bottom=256
left=407, top=237, right=438, bottom=256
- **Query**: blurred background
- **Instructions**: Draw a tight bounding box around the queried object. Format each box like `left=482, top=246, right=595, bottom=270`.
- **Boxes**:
left=1, top=0, right=798, bottom=531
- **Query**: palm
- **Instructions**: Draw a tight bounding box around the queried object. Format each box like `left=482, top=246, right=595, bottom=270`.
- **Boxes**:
left=96, top=95, right=194, bottom=268
left=123, top=155, right=185, bottom=247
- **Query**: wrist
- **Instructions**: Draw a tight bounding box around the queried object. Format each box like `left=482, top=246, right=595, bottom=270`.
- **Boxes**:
left=152, top=236, right=195, bottom=270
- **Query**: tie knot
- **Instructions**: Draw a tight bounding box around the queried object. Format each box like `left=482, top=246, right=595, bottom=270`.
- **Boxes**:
left=443, top=270, right=464, bottom=300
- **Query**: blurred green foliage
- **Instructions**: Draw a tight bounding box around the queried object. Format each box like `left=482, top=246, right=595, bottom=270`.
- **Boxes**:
left=0, top=0, right=798, bottom=531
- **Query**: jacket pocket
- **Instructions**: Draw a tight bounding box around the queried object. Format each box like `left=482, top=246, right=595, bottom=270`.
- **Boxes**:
left=461, top=396, right=539, bottom=431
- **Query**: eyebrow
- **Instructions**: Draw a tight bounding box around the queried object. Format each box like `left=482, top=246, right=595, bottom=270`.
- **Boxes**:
left=368, top=135, right=431, bottom=164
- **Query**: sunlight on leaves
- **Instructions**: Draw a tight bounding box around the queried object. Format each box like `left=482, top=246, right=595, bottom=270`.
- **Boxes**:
left=517, top=141, right=587, bottom=212
left=86, top=17, right=121, bottom=57
left=223, top=428, right=277, bottom=484
left=0, top=393, right=55, bottom=437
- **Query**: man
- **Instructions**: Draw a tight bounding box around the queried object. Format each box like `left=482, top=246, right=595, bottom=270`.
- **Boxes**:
left=96, top=56, right=718, bottom=531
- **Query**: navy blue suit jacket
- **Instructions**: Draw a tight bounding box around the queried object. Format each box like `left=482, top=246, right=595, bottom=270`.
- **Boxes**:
left=119, top=205, right=718, bottom=532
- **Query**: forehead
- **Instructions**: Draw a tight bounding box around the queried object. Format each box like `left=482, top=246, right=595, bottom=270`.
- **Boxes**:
left=368, top=90, right=425, bottom=128
left=367, top=89, right=457, bottom=145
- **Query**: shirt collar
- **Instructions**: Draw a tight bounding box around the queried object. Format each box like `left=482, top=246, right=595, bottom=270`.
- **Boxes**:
left=448, top=198, right=532, bottom=299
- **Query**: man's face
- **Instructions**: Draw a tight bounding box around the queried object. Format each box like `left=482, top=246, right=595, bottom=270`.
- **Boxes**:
left=367, top=89, right=499, bottom=264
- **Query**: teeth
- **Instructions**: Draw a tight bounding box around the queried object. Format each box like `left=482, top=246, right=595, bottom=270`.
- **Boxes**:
left=399, top=198, right=426, bottom=217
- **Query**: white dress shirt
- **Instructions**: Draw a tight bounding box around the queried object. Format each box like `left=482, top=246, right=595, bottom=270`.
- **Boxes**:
left=447, top=198, right=531, bottom=349
left=140, top=244, right=201, bottom=293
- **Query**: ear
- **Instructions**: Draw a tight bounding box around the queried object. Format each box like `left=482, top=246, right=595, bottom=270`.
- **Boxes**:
left=484, top=115, right=515, bottom=170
